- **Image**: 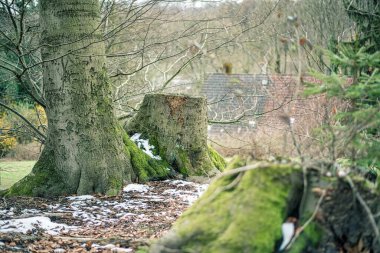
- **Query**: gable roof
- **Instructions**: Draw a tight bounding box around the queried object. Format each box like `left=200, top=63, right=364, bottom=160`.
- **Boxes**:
left=202, top=73, right=326, bottom=134
left=203, top=73, right=270, bottom=97
left=202, top=73, right=270, bottom=131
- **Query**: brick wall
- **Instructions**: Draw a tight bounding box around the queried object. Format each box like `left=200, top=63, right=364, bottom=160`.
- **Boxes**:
left=204, top=74, right=340, bottom=156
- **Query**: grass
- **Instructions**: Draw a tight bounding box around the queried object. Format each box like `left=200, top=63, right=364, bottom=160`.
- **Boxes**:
left=0, top=161, right=35, bottom=190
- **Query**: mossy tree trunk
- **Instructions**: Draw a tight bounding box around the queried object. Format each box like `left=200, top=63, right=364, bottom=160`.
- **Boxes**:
left=126, top=94, right=222, bottom=178
left=7, top=0, right=134, bottom=197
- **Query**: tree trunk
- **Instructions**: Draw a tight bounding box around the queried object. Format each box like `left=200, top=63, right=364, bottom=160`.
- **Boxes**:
left=7, top=0, right=134, bottom=196
left=126, top=94, right=223, bottom=178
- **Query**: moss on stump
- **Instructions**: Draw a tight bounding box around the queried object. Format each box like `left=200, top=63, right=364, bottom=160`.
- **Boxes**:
left=150, top=162, right=304, bottom=253
left=123, top=134, right=171, bottom=182
left=126, top=94, right=224, bottom=177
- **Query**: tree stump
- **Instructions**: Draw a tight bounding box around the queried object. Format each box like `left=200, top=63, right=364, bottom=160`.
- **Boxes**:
left=149, top=162, right=305, bottom=253
left=150, top=161, right=380, bottom=253
left=126, top=93, right=222, bottom=178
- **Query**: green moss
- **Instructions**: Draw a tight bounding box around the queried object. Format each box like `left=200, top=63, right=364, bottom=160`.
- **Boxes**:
left=208, top=146, right=226, bottom=171
left=226, top=155, right=247, bottom=171
left=176, top=148, right=192, bottom=176
left=135, top=246, right=150, bottom=253
left=106, top=177, right=123, bottom=196
left=5, top=171, right=49, bottom=196
left=158, top=162, right=299, bottom=252
left=123, top=134, right=170, bottom=182
left=4, top=149, right=66, bottom=197
left=288, top=222, right=322, bottom=253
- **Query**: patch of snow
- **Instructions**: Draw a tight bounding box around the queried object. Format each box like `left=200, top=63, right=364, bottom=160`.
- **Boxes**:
left=162, top=183, right=208, bottom=205
left=196, top=184, right=209, bottom=193
left=130, top=133, right=162, bottom=160
left=111, top=247, right=133, bottom=252
left=118, top=213, right=136, bottom=219
left=48, top=204, right=60, bottom=210
left=0, top=216, right=75, bottom=235
left=73, top=211, right=96, bottom=221
left=123, top=183, right=151, bottom=193
left=103, top=244, right=116, bottom=249
left=167, top=180, right=194, bottom=186
left=94, top=244, right=133, bottom=252
left=0, top=207, right=15, bottom=217
left=113, top=200, right=147, bottom=209
left=21, top=209, right=40, bottom=215
left=143, top=195, right=165, bottom=201
left=130, top=133, right=142, bottom=142
left=67, top=195, right=95, bottom=201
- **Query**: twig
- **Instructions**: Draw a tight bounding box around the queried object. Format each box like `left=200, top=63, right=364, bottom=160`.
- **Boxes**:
left=197, top=163, right=266, bottom=206
left=14, top=212, right=73, bottom=219
left=0, top=101, right=46, bottom=142
left=346, top=176, right=380, bottom=244
left=286, top=188, right=327, bottom=250
left=214, top=162, right=266, bottom=179
left=53, top=236, right=134, bottom=245
left=202, top=172, right=243, bottom=205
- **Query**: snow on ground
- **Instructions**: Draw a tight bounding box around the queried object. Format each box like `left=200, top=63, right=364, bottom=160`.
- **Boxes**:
left=165, top=179, right=209, bottom=204
left=123, top=183, right=151, bottom=193
left=0, top=180, right=209, bottom=252
left=130, top=133, right=162, bottom=160
left=66, top=195, right=95, bottom=201
left=0, top=216, right=75, bottom=235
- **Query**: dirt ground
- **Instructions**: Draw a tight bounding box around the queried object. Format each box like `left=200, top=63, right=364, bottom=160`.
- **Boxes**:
left=0, top=180, right=207, bottom=252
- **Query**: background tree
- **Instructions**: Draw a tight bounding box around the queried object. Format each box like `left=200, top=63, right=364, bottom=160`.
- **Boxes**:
left=305, top=0, right=380, bottom=171
left=343, top=0, right=380, bottom=53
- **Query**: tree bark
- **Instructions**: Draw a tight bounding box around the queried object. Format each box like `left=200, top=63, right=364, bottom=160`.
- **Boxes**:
left=7, top=0, right=134, bottom=196
left=126, top=93, right=222, bottom=178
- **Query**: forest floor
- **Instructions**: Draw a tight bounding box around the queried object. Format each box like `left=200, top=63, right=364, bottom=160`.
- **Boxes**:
left=0, top=180, right=208, bottom=252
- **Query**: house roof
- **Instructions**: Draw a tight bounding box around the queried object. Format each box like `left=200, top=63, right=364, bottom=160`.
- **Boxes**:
left=202, top=73, right=270, bottom=129
left=202, top=73, right=325, bottom=133
left=202, top=73, right=271, bottom=97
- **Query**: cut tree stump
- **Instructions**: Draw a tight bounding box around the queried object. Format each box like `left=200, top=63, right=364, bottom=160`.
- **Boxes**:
left=149, top=161, right=380, bottom=253
left=126, top=93, right=223, bottom=178
left=149, top=162, right=303, bottom=253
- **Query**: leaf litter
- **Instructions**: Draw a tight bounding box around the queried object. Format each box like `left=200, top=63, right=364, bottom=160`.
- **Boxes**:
left=0, top=180, right=208, bottom=252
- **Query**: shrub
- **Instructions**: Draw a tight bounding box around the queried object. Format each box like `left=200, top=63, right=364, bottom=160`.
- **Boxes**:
left=0, top=112, right=17, bottom=157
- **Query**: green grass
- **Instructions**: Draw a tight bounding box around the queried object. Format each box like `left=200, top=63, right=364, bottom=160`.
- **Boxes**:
left=0, top=161, right=35, bottom=190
